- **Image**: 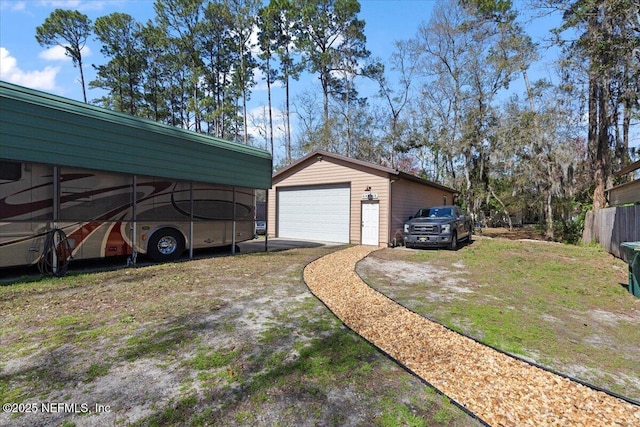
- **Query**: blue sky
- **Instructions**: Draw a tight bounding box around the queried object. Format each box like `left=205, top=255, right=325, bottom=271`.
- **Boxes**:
left=0, top=0, right=561, bottom=99
left=0, top=1, right=440, bottom=96
left=0, top=0, right=572, bottom=155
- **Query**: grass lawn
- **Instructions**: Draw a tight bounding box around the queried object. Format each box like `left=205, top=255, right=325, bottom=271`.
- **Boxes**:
left=357, top=236, right=640, bottom=400
left=1, top=236, right=637, bottom=426
left=0, top=246, right=480, bottom=427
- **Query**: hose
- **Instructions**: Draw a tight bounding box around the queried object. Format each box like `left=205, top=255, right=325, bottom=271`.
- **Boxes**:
left=37, top=228, right=72, bottom=277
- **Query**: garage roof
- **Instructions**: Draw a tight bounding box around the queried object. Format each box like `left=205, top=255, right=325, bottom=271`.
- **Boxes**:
left=273, top=150, right=457, bottom=193
left=614, top=160, right=640, bottom=177
left=0, top=81, right=272, bottom=189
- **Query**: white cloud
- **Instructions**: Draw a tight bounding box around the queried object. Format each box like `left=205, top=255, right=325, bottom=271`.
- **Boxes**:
left=38, top=44, right=91, bottom=61
left=247, top=105, right=286, bottom=140
left=39, top=45, right=69, bottom=61
left=1, top=0, right=115, bottom=12
left=38, top=0, right=120, bottom=12
left=253, top=68, right=284, bottom=92
left=0, top=47, right=60, bottom=91
left=0, top=1, right=26, bottom=12
left=249, top=24, right=260, bottom=55
left=38, top=1, right=82, bottom=8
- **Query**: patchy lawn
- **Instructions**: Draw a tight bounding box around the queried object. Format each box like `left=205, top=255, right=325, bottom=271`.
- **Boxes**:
left=357, top=237, right=640, bottom=401
left=475, top=226, right=546, bottom=240
left=0, top=246, right=480, bottom=427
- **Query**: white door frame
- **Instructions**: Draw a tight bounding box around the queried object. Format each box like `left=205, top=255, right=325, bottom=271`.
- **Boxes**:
left=361, top=201, right=379, bottom=246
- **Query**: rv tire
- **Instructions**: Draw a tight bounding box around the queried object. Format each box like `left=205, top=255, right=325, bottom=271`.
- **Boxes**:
left=148, top=228, right=185, bottom=262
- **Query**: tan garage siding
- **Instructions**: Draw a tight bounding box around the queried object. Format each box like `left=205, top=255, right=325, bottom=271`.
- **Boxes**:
left=269, top=150, right=457, bottom=246
left=268, top=155, right=389, bottom=244
left=390, top=178, right=455, bottom=241
left=607, top=180, right=640, bottom=206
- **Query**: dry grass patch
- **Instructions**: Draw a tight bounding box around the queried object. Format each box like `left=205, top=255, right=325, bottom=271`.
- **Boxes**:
left=357, top=237, right=640, bottom=400
left=1, top=246, right=480, bottom=427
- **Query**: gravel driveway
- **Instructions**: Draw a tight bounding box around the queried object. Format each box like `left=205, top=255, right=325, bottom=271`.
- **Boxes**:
left=303, top=245, right=640, bottom=426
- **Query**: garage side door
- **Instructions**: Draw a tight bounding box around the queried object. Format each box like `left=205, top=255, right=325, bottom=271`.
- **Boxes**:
left=277, top=184, right=350, bottom=243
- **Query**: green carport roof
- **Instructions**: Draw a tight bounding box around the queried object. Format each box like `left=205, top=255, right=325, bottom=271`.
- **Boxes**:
left=0, top=81, right=272, bottom=189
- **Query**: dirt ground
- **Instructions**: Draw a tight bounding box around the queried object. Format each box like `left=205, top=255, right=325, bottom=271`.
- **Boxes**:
left=0, top=243, right=480, bottom=427
left=3, top=234, right=637, bottom=426
left=474, top=226, right=546, bottom=240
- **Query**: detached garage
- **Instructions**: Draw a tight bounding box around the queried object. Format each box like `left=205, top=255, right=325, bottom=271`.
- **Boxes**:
left=267, top=150, right=457, bottom=246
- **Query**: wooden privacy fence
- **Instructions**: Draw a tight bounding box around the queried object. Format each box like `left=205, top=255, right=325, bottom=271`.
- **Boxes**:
left=582, top=205, right=640, bottom=261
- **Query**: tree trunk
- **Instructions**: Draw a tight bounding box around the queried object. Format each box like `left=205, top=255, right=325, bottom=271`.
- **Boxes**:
left=194, top=82, right=201, bottom=133
left=78, top=57, right=87, bottom=103
left=593, top=86, right=610, bottom=209
left=266, top=59, right=274, bottom=155
left=285, top=69, right=291, bottom=164
left=463, top=149, right=473, bottom=215
left=488, top=184, right=513, bottom=231
left=546, top=187, right=554, bottom=239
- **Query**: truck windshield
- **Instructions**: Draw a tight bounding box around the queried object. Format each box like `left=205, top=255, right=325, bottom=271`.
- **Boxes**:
left=416, top=208, right=453, bottom=218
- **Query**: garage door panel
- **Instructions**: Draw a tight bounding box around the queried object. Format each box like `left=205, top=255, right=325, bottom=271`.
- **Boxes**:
left=278, top=185, right=350, bottom=243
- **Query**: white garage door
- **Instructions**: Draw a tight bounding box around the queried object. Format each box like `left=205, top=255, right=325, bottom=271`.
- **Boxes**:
left=277, top=184, right=350, bottom=243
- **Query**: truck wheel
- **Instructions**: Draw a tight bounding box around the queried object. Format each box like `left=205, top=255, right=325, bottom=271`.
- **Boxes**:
left=448, top=232, right=458, bottom=251
left=147, top=228, right=185, bottom=262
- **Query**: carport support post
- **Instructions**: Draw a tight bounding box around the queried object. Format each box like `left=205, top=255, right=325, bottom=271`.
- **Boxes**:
left=264, top=190, right=268, bottom=252
left=232, top=186, right=236, bottom=255
left=52, top=165, right=60, bottom=274
left=189, top=182, right=194, bottom=259
left=131, top=175, right=137, bottom=265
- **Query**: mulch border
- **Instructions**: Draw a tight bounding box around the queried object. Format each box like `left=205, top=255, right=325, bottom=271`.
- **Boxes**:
left=302, top=245, right=640, bottom=426
left=352, top=251, right=640, bottom=408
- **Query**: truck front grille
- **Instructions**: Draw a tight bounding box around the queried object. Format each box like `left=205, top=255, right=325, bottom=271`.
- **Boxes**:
left=412, top=224, right=439, bottom=234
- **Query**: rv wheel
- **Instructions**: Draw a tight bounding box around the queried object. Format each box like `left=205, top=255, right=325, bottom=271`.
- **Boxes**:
left=147, top=228, right=185, bottom=262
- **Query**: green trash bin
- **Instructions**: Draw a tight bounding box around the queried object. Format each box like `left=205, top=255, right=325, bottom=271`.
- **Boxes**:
left=620, top=242, right=640, bottom=298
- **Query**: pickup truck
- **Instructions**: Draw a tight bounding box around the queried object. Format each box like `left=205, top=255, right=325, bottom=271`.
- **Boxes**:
left=403, top=205, right=473, bottom=250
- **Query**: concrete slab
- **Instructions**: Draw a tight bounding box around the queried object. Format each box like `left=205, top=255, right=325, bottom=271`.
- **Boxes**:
left=238, top=237, right=343, bottom=254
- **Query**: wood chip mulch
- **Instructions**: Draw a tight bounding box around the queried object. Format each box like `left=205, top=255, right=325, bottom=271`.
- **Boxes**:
left=303, top=245, right=640, bottom=427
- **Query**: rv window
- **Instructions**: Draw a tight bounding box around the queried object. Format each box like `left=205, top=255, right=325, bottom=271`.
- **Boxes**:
left=0, top=161, right=22, bottom=181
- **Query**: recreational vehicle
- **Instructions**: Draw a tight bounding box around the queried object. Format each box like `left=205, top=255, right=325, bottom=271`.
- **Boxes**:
left=0, top=82, right=272, bottom=272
